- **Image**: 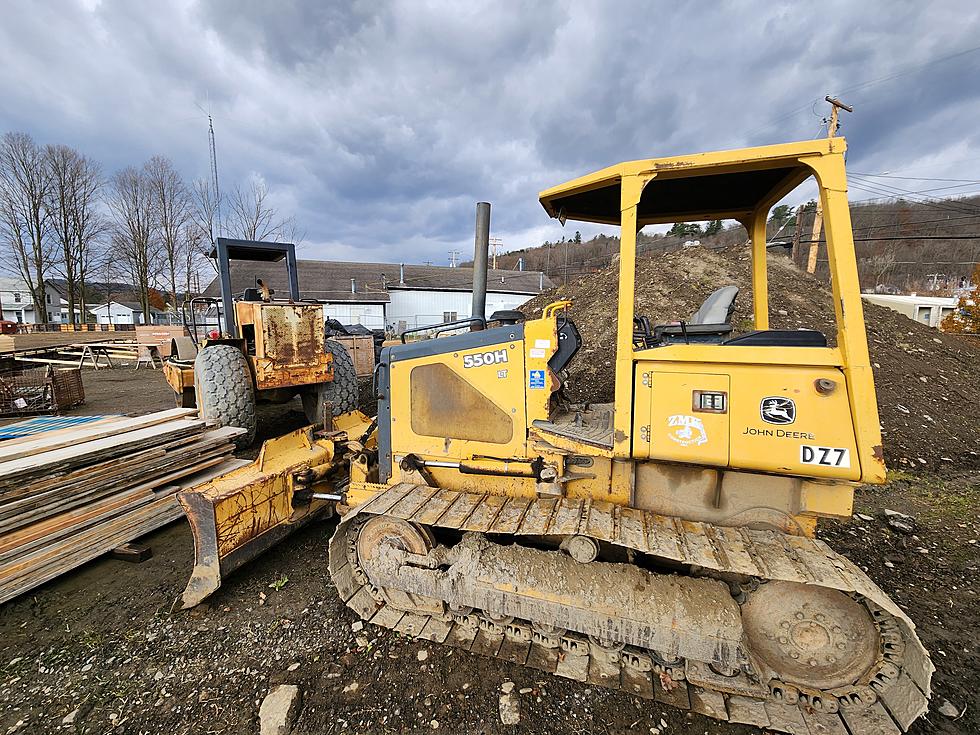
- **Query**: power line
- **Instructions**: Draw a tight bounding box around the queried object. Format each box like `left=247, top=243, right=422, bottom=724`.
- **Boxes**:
left=847, top=180, right=980, bottom=217
left=835, top=43, right=980, bottom=97
left=849, top=172, right=980, bottom=184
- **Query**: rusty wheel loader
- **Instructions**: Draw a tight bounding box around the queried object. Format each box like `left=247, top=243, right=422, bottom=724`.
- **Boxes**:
left=163, top=238, right=358, bottom=448
left=176, top=139, right=933, bottom=733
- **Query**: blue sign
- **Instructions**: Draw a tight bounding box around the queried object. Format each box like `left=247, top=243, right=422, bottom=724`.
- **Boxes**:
left=528, top=370, right=545, bottom=389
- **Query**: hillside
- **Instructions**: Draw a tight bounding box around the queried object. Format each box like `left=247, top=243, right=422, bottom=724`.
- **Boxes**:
left=493, top=194, right=980, bottom=294
left=520, top=246, right=980, bottom=471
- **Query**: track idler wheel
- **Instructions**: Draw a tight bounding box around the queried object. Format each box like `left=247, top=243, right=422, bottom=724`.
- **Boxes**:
left=354, top=516, right=442, bottom=614
left=741, top=581, right=879, bottom=691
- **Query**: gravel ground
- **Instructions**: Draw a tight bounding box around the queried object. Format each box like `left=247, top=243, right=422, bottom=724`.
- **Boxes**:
left=0, top=472, right=975, bottom=735
left=1, top=277, right=976, bottom=734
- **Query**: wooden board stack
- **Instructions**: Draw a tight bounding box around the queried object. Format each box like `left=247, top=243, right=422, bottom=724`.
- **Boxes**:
left=0, top=408, right=248, bottom=604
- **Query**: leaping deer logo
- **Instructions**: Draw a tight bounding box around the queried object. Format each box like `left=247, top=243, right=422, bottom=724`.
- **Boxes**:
left=761, top=397, right=796, bottom=425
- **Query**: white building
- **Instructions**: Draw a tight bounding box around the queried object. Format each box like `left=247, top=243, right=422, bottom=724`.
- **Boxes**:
left=0, top=277, right=82, bottom=324
left=204, top=259, right=553, bottom=334
left=89, top=300, right=166, bottom=325
left=861, top=293, right=959, bottom=329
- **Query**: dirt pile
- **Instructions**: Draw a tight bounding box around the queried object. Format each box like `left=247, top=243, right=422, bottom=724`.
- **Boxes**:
left=522, top=246, right=980, bottom=472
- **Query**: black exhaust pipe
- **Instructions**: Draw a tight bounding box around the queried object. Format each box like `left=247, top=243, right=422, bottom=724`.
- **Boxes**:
left=471, top=202, right=490, bottom=330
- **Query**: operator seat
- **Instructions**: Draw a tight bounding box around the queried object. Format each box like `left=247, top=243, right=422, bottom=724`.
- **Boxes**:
left=634, top=285, right=739, bottom=347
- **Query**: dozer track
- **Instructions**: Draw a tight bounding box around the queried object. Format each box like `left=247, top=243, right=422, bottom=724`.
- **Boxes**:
left=328, top=483, right=933, bottom=734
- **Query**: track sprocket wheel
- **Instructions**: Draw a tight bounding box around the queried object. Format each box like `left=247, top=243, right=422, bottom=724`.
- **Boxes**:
left=741, top=581, right=879, bottom=691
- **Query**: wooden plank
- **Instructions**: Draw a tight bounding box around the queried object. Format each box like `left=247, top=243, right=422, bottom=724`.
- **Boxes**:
left=0, top=408, right=196, bottom=462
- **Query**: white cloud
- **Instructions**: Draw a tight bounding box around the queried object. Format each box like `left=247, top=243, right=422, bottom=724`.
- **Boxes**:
left=0, top=0, right=978, bottom=264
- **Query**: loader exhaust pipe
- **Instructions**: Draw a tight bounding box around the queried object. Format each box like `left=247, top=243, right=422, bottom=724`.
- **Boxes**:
left=471, top=201, right=491, bottom=330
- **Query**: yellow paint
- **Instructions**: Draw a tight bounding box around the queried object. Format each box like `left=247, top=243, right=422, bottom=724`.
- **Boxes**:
left=199, top=137, right=884, bottom=563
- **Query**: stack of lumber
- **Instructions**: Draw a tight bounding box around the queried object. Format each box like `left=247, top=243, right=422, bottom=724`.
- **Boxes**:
left=0, top=408, right=248, bottom=604
left=0, top=331, right=125, bottom=355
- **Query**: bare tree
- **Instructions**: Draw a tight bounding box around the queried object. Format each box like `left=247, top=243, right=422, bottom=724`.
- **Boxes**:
left=106, top=165, right=158, bottom=324
left=72, top=157, right=107, bottom=326
left=192, top=177, right=222, bottom=248
left=44, top=145, right=104, bottom=325
left=0, top=132, right=52, bottom=325
left=226, top=177, right=297, bottom=242
left=147, top=156, right=190, bottom=311
left=865, top=251, right=898, bottom=289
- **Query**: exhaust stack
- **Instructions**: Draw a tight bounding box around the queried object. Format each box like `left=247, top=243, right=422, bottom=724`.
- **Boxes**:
left=471, top=202, right=490, bottom=328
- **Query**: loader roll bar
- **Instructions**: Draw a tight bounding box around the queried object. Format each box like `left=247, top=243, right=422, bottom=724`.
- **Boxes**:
left=538, top=138, right=881, bottom=474
left=211, top=238, right=300, bottom=339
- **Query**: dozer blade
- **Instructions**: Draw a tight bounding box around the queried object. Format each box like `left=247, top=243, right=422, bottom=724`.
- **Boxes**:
left=178, top=425, right=341, bottom=608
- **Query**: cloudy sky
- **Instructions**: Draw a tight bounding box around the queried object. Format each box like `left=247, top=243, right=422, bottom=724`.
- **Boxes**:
left=2, top=0, right=979, bottom=265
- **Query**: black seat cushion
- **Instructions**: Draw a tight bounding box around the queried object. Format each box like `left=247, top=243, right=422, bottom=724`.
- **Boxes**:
left=724, top=330, right=827, bottom=347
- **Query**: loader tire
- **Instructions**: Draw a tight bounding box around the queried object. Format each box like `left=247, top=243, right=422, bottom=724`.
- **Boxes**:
left=194, top=344, right=256, bottom=450
left=302, top=339, right=358, bottom=425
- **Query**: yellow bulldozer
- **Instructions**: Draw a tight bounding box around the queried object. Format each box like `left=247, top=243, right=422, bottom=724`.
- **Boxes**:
left=163, top=238, right=358, bottom=447
left=177, top=138, right=932, bottom=733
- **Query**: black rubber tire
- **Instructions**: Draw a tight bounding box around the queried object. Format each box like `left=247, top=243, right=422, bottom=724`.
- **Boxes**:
left=194, top=344, right=256, bottom=449
left=302, top=339, right=358, bottom=425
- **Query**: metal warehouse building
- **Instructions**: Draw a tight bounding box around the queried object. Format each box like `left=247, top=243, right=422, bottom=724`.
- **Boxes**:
left=203, top=259, right=553, bottom=333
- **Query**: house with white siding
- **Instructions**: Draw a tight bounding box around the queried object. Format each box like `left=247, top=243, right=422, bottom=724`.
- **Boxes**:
left=203, top=259, right=553, bottom=334
left=89, top=301, right=167, bottom=325
left=0, top=277, right=82, bottom=324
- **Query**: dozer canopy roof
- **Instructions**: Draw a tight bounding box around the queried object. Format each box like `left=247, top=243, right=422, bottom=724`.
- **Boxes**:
left=539, top=138, right=845, bottom=226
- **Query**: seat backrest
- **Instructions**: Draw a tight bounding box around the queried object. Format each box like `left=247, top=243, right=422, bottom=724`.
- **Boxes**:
left=689, top=286, right=739, bottom=325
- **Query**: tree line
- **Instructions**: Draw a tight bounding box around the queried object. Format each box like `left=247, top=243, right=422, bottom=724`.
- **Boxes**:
left=0, top=131, right=299, bottom=325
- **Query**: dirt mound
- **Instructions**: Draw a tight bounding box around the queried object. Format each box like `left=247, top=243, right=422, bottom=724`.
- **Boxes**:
left=522, top=246, right=980, bottom=472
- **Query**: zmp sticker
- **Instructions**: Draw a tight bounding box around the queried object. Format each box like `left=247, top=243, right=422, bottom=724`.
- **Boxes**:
left=667, top=414, right=707, bottom=446
left=801, top=445, right=850, bottom=468
left=462, top=348, right=508, bottom=368
left=528, top=370, right=545, bottom=389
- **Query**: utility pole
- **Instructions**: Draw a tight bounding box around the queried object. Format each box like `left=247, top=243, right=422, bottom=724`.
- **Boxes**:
left=448, top=250, right=461, bottom=268
left=807, top=96, right=853, bottom=273
left=489, top=237, right=502, bottom=270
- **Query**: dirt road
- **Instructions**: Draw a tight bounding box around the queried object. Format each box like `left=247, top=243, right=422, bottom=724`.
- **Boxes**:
left=0, top=371, right=975, bottom=734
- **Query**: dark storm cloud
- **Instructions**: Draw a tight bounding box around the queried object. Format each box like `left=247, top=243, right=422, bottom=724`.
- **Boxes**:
left=1, top=0, right=978, bottom=263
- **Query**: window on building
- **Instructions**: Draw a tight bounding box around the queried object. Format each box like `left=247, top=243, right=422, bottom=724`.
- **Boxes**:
left=443, top=311, right=458, bottom=323
left=47, top=311, right=53, bottom=321
left=13, top=293, right=21, bottom=303
left=46, top=293, right=51, bottom=303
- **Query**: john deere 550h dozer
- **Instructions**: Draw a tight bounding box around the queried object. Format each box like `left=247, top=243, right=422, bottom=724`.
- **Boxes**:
left=178, top=139, right=932, bottom=733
